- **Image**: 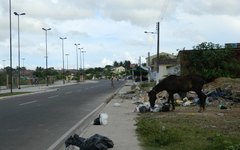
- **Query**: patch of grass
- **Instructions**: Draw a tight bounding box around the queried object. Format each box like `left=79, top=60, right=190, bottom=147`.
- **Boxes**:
left=0, top=92, right=30, bottom=97
left=136, top=111, right=240, bottom=150
left=136, top=116, right=181, bottom=149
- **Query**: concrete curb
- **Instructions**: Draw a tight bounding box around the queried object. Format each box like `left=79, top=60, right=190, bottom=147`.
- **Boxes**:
left=47, top=103, right=106, bottom=150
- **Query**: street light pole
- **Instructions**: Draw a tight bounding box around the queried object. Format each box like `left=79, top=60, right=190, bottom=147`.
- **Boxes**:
left=21, top=58, right=25, bottom=68
left=42, top=27, right=51, bottom=86
left=60, top=37, right=67, bottom=84
left=144, top=22, right=160, bottom=73
left=14, top=11, right=25, bottom=89
left=9, top=0, right=13, bottom=93
left=65, top=54, right=69, bottom=70
left=156, top=22, right=160, bottom=73
left=74, top=43, right=80, bottom=71
left=81, top=50, right=86, bottom=81
left=2, top=60, right=6, bottom=68
left=78, top=47, right=83, bottom=70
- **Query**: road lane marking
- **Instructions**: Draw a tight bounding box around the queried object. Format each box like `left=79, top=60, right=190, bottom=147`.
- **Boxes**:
left=48, top=95, right=59, bottom=99
left=19, top=100, right=37, bottom=106
left=65, top=91, right=72, bottom=94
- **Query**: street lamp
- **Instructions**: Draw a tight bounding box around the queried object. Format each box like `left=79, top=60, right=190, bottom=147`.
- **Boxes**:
left=14, top=11, right=26, bottom=89
left=42, top=27, right=51, bottom=86
left=21, top=58, right=25, bottom=76
left=81, top=50, right=86, bottom=81
left=144, top=22, right=160, bottom=73
left=60, top=37, right=67, bottom=84
left=74, top=43, right=80, bottom=71
left=65, top=53, right=69, bottom=70
left=78, top=47, right=83, bottom=71
left=21, top=58, right=25, bottom=68
left=2, top=60, right=6, bottom=68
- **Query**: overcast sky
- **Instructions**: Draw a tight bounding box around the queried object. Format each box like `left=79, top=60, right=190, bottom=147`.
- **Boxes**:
left=0, top=0, right=240, bottom=70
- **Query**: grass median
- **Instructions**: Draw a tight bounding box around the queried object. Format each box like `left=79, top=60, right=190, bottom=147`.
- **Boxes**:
left=136, top=105, right=240, bottom=150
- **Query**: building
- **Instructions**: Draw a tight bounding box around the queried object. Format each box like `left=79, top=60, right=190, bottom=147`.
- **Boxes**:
left=146, top=52, right=179, bottom=81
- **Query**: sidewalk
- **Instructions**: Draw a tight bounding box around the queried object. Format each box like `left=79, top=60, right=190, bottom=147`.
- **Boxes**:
left=0, top=80, right=77, bottom=95
left=64, top=80, right=142, bottom=150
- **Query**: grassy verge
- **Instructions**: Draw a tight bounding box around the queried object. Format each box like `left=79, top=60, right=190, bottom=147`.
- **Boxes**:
left=136, top=106, right=240, bottom=150
left=0, top=92, right=30, bottom=97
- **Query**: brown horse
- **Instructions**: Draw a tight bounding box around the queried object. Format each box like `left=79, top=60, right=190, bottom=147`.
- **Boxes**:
left=148, top=75, right=208, bottom=112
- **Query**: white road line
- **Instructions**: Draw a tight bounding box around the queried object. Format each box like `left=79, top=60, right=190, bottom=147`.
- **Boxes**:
left=19, top=100, right=37, bottom=106
left=48, top=95, right=59, bottom=99
left=65, top=91, right=72, bottom=94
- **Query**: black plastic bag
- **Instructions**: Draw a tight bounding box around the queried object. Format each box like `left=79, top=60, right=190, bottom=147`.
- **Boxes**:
left=94, top=115, right=101, bottom=125
left=65, top=134, right=114, bottom=150
left=162, top=103, right=170, bottom=112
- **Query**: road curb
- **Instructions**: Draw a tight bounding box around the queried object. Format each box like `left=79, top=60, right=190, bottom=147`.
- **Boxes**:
left=47, top=103, right=106, bottom=150
left=47, top=85, right=124, bottom=150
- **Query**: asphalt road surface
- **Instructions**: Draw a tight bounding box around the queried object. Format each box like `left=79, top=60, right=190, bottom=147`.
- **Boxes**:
left=0, top=79, right=124, bottom=150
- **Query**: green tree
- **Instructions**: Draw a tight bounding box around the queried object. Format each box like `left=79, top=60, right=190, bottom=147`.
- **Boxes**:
left=113, top=61, right=119, bottom=67
left=33, top=67, right=45, bottom=79
left=189, top=42, right=238, bottom=78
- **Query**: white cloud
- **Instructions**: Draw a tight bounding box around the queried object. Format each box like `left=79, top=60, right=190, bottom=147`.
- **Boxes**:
left=1, top=0, right=240, bottom=70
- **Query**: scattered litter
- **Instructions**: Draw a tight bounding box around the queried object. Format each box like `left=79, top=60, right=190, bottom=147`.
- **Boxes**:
left=182, top=100, right=193, bottom=107
left=161, top=103, right=170, bottom=112
left=112, top=103, right=121, bottom=107
left=133, top=102, right=151, bottom=113
left=219, top=104, right=227, bottom=109
left=216, top=113, right=224, bottom=117
left=133, top=101, right=171, bottom=113
left=151, top=104, right=161, bottom=112
left=65, top=134, right=114, bottom=150
left=93, top=113, right=108, bottom=125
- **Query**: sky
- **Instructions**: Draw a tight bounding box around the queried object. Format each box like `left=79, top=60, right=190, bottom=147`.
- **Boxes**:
left=0, top=0, right=240, bottom=70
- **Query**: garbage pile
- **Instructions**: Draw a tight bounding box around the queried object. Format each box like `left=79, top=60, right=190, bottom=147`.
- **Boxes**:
left=65, top=134, right=114, bottom=150
left=206, top=87, right=240, bottom=103
left=133, top=101, right=170, bottom=113
left=204, top=77, right=240, bottom=103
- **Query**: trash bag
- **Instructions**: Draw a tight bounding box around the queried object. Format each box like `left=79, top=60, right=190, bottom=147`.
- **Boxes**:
left=139, top=105, right=148, bottom=113
left=65, top=134, right=85, bottom=147
left=162, top=103, right=170, bottom=112
left=94, top=113, right=108, bottom=125
left=94, top=116, right=101, bottom=125
left=65, top=134, right=114, bottom=150
left=100, top=113, right=108, bottom=125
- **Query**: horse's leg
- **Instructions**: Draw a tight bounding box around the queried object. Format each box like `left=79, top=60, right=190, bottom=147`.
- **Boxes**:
left=195, top=90, right=207, bottom=112
left=168, top=92, right=175, bottom=111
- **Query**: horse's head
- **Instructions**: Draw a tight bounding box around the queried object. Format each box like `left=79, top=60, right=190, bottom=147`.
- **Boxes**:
left=148, top=90, right=157, bottom=108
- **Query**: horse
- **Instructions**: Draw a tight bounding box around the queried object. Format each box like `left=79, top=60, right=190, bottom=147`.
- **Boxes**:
left=148, top=75, right=209, bottom=112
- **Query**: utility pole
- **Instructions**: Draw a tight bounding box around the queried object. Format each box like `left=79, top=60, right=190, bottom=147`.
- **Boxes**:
left=156, top=22, right=160, bottom=73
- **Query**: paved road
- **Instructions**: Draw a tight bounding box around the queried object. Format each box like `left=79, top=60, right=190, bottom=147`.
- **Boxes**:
left=0, top=80, right=124, bottom=150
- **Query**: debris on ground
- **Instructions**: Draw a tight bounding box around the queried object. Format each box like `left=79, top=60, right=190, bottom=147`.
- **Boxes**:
left=65, top=133, right=114, bottom=150
left=93, top=113, right=108, bottom=125
left=127, top=77, right=240, bottom=113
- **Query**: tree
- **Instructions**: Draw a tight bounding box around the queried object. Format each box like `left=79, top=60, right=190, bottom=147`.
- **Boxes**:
left=33, top=67, right=45, bottom=79
left=113, top=61, right=119, bottom=67
left=189, top=42, right=238, bottom=78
